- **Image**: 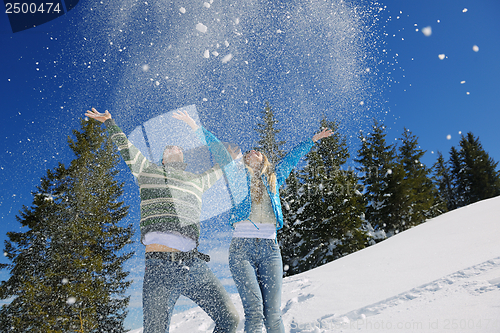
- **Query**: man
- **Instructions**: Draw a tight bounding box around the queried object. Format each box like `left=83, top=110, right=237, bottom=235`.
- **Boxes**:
left=85, top=108, right=239, bottom=333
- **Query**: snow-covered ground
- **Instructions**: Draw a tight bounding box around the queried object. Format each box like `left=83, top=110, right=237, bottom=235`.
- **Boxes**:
left=130, top=196, right=500, bottom=332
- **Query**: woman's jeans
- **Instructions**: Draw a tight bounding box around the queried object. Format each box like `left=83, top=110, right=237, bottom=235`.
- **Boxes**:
left=143, top=256, right=239, bottom=333
left=229, top=238, right=285, bottom=333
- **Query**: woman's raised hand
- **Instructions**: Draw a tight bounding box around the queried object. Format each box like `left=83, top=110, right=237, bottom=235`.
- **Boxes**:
left=85, top=108, right=112, bottom=123
left=312, top=128, right=334, bottom=142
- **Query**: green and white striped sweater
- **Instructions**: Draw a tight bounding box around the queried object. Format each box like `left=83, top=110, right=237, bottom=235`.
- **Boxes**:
left=105, top=119, right=223, bottom=246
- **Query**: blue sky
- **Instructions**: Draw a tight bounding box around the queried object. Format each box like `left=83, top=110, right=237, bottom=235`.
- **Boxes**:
left=1, top=0, right=499, bottom=329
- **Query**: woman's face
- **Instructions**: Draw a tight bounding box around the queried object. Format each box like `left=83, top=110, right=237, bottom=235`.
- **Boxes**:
left=244, top=150, right=263, bottom=169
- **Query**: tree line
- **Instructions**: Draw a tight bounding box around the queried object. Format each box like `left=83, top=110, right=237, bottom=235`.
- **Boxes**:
left=253, top=103, right=500, bottom=277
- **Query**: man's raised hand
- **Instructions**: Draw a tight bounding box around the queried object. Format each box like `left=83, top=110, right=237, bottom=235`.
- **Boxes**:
left=172, top=110, right=199, bottom=131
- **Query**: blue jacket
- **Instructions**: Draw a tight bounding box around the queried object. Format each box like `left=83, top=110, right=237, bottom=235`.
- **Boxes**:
left=196, top=126, right=314, bottom=230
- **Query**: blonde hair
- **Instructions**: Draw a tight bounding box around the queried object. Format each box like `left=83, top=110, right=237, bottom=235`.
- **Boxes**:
left=245, top=153, right=277, bottom=204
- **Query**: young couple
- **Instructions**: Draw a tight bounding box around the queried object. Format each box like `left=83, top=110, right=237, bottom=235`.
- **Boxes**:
left=85, top=108, right=332, bottom=333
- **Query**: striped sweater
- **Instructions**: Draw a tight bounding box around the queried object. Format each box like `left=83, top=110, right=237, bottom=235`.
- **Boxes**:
left=105, top=119, right=223, bottom=247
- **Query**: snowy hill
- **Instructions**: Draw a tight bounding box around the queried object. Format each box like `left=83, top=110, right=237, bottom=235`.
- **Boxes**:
left=130, top=196, right=500, bottom=332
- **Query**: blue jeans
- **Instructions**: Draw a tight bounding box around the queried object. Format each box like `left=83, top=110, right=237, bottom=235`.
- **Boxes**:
left=143, top=256, right=239, bottom=333
left=229, top=238, right=285, bottom=333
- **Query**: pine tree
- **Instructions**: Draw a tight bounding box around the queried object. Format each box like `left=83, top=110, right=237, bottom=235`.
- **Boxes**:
left=432, top=151, right=451, bottom=213
left=0, top=118, right=133, bottom=332
left=459, top=132, right=500, bottom=204
left=448, top=146, right=464, bottom=210
left=280, top=148, right=323, bottom=276
left=278, top=170, right=305, bottom=277
left=286, top=119, right=368, bottom=274
left=396, top=128, right=440, bottom=229
left=355, top=120, right=397, bottom=238
left=357, top=124, right=439, bottom=237
left=380, top=161, right=408, bottom=236
left=253, top=101, right=286, bottom=165
left=452, top=132, right=500, bottom=207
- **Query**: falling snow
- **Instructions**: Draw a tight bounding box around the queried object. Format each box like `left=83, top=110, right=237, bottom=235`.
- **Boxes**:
left=196, top=23, right=208, bottom=33
left=221, top=54, right=233, bottom=64
left=421, top=26, right=432, bottom=37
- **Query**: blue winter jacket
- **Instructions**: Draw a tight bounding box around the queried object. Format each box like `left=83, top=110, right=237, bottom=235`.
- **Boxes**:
left=196, top=126, right=314, bottom=230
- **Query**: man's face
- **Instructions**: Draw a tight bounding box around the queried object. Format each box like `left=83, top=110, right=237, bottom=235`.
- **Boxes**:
left=163, top=146, right=184, bottom=163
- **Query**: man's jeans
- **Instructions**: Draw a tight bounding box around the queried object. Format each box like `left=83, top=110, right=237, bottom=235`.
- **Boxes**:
left=143, top=256, right=239, bottom=333
left=229, top=238, right=285, bottom=333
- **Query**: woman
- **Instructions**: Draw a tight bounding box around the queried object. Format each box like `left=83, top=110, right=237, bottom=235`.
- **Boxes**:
left=174, top=110, right=332, bottom=333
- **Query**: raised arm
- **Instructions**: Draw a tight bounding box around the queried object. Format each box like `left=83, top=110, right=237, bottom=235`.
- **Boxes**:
left=275, top=128, right=334, bottom=187
left=172, top=110, right=234, bottom=167
left=312, top=128, right=334, bottom=142
left=85, top=108, right=153, bottom=178
left=172, top=110, right=199, bottom=131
